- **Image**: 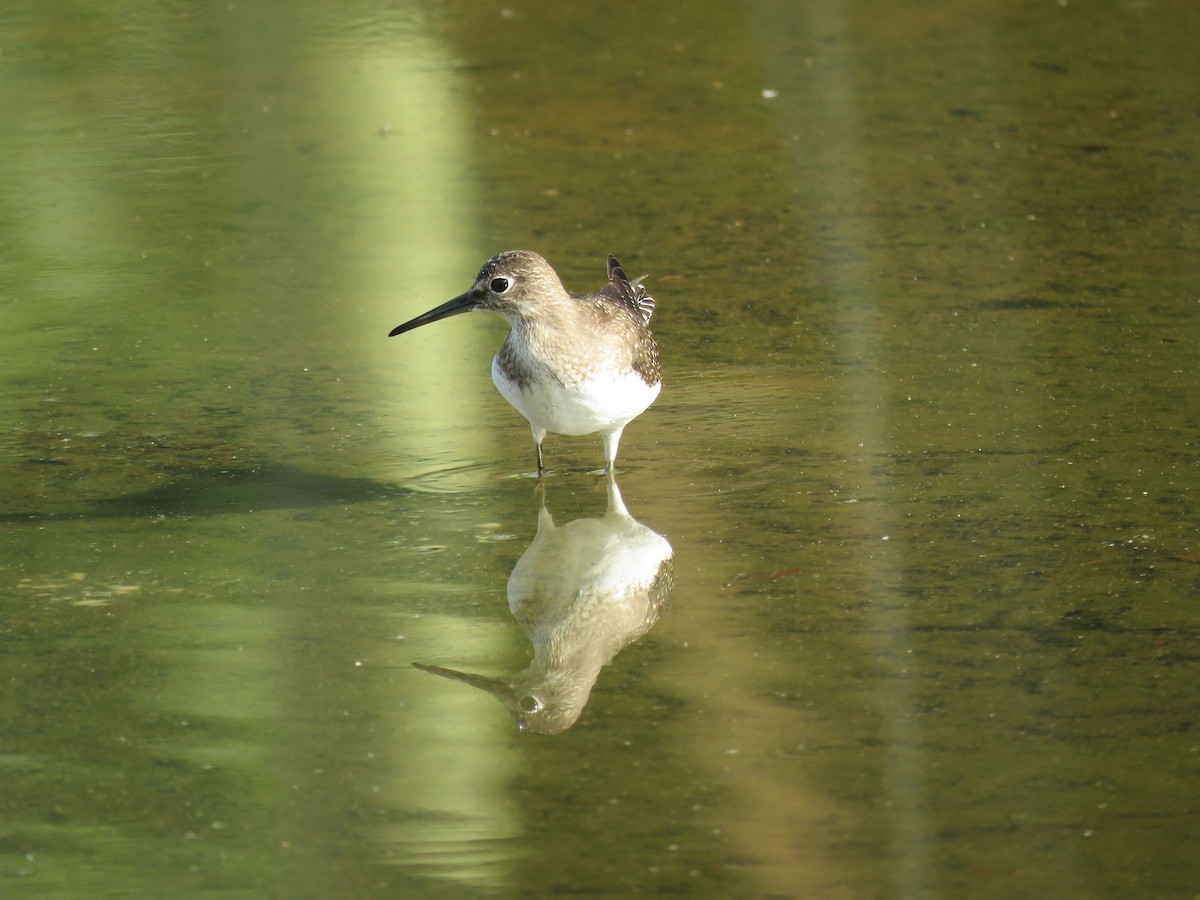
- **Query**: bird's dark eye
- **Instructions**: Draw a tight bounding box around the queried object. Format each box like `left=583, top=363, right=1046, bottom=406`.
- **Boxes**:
left=489, top=277, right=511, bottom=294
left=519, top=695, right=541, bottom=713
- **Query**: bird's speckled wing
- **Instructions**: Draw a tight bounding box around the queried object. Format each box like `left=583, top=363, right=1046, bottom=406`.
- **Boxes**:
left=601, top=255, right=656, bottom=326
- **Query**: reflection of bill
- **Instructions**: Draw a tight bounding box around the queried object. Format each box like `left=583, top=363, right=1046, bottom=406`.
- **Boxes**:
left=415, top=478, right=673, bottom=734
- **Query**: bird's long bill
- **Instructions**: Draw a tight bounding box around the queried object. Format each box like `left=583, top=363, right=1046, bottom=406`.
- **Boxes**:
left=388, top=291, right=476, bottom=336
left=412, top=662, right=508, bottom=698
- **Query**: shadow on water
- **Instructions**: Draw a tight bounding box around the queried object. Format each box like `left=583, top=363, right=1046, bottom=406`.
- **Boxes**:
left=415, top=477, right=673, bottom=734
left=0, top=462, right=414, bottom=522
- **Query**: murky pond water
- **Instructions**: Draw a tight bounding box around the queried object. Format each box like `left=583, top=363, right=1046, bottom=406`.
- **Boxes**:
left=2, top=0, right=1198, bottom=897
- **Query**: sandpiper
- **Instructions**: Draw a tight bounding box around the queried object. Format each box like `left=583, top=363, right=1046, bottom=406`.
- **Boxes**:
left=389, top=251, right=661, bottom=473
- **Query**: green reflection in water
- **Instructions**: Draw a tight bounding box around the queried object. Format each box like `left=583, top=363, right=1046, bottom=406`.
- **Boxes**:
left=1, top=0, right=522, bottom=897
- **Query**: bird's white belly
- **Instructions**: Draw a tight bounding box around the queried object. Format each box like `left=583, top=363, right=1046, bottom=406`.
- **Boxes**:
left=492, top=356, right=660, bottom=437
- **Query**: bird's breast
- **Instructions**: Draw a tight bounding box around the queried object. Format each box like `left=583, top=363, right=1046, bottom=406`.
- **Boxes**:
left=492, top=354, right=660, bottom=437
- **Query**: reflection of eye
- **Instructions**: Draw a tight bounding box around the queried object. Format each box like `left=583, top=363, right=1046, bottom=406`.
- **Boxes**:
left=490, top=277, right=511, bottom=294
left=519, top=695, right=542, bottom=714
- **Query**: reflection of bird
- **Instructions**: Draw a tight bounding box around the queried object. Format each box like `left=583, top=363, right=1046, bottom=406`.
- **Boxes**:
left=414, top=478, right=673, bottom=734
left=389, top=251, right=661, bottom=473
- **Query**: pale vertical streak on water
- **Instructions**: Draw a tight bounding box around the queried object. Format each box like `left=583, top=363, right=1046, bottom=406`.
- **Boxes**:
left=328, top=33, right=524, bottom=890
left=352, top=48, right=499, bottom=489
left=765, top=2, right=933, bottom=892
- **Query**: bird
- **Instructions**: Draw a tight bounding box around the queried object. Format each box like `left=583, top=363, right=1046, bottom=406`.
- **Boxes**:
left=388, top=251, right=661, bottom=474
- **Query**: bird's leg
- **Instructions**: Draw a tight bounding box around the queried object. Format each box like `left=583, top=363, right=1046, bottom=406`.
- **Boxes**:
left=535, top=441, right=544, bottom=475
left=601, top=427, right=624, bottom=476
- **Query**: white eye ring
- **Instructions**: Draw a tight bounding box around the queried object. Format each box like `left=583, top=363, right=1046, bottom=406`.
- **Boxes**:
left=489, top=276, right=512, bottom=294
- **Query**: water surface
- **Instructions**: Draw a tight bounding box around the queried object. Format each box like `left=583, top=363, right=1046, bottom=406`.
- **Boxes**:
left=2, top=1, right=1197, bottom=897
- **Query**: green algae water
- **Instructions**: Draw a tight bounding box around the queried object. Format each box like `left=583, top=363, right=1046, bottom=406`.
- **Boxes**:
left=2, top=0, right=1197, bottom=897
